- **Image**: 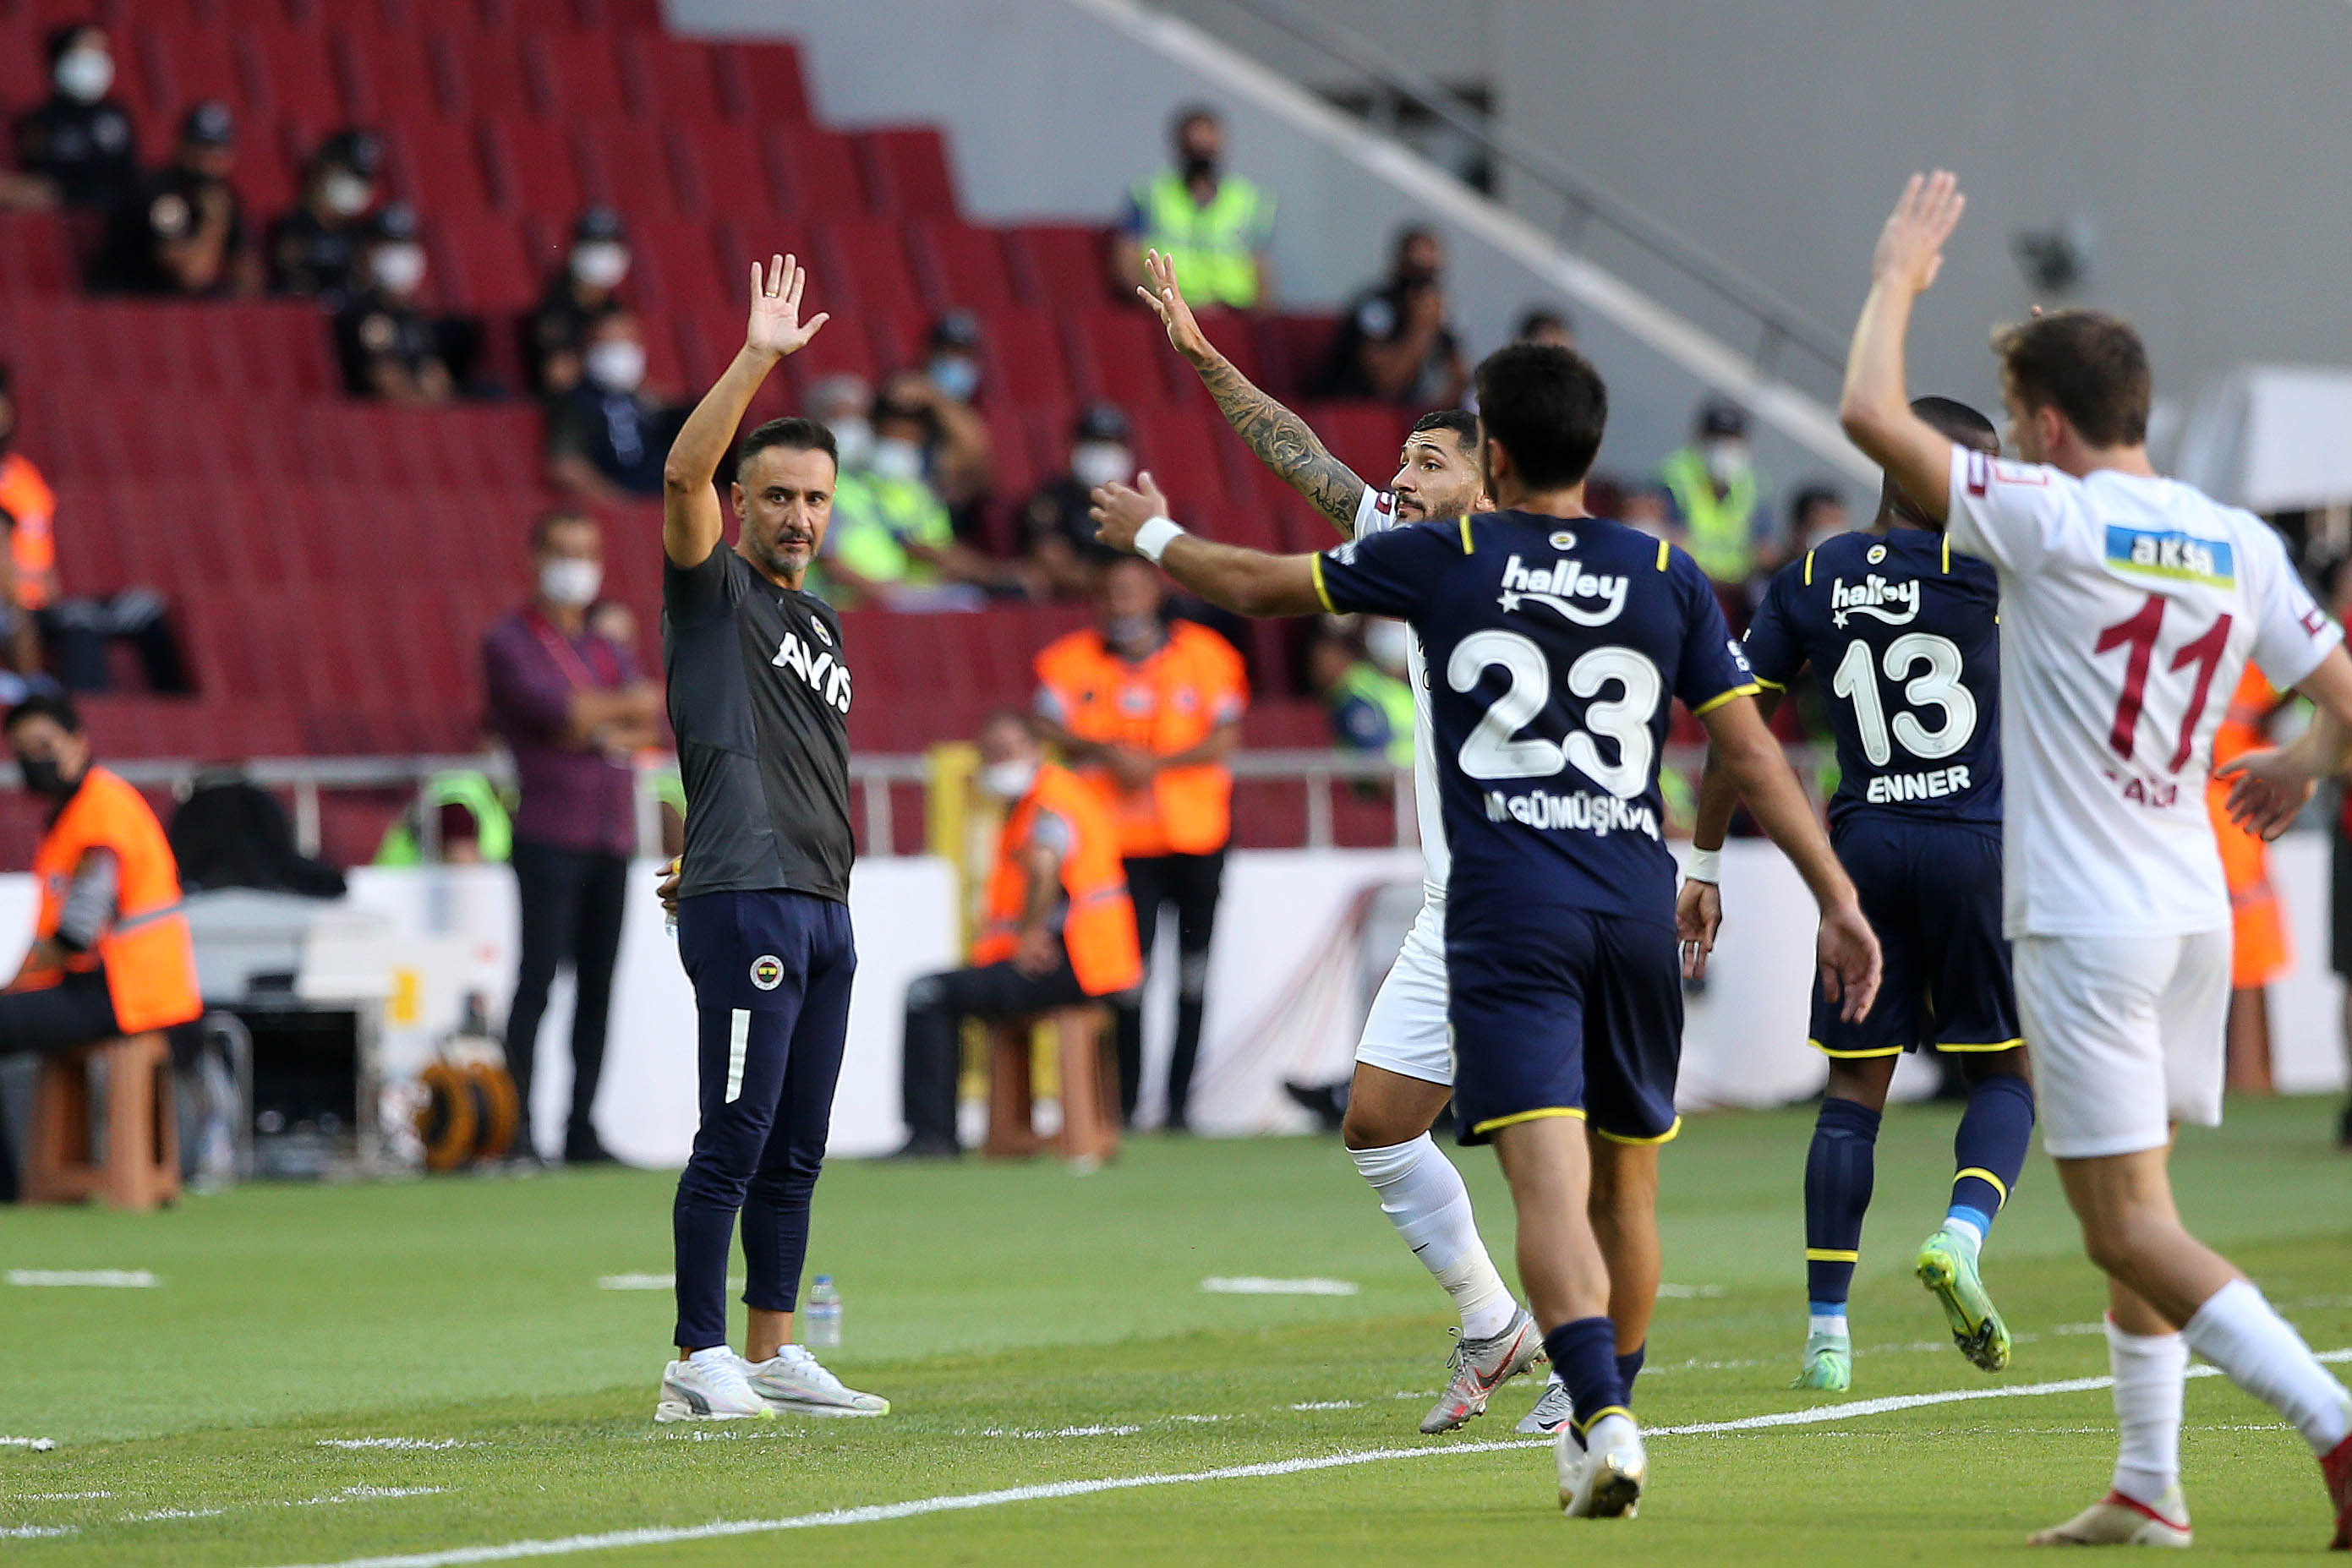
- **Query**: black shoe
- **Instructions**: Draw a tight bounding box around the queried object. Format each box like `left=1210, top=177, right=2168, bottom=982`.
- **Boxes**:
left=888, top=1138, right=960, bottom=1161
left=563, top=1129, right=619, bottom=1166
left=1281, top=1079, right=1348, bottom=1134
left=2337, top=1103, right=2352, bottom=1151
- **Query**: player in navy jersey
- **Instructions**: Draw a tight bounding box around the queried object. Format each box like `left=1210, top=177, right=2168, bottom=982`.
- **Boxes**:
left=1091, top=341, right=1880, bottom=1523
left=1678, top=396, right=2032, bottom=1394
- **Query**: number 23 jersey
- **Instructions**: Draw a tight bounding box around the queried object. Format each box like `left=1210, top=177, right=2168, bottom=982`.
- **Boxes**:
left=1742, top=527, right=2001, bottom=828
left=1945, top=445, right=2340, bottom=939
left=1315, top=511, right=1755, bottom=928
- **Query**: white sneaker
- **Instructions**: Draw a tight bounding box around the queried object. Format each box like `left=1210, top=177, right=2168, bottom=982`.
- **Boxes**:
left=2027, top=1487, right=2192, bottom=1547
left=1559, top=1412, right=1645, bottom=1519
left=655, top=1348, right=773, bottom=1423
left=741, top=1344, right=890, bottom=1418
left=1517, top=1375, right=1575, bottom=1434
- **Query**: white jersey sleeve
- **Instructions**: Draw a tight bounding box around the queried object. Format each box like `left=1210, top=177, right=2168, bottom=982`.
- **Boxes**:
left=1353, top=486, right=1400, bottom=538
left=2245, top=523, right=2341, bottom=689
left=1348, top=487, right=1450, bottom=900
left=1945, top=445, right=2066, bottom=575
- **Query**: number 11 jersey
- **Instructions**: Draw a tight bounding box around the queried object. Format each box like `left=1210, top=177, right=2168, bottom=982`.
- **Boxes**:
left=1313, top=510, right=1755, bottom=929
left=1945, top=445, right=2340, bottom=940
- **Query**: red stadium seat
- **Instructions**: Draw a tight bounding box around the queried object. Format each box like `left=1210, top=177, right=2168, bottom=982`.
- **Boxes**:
left=572, top=119, right=676, bottom=217
left=1064, top=308, right=1176, bottom=410
left=1259, top=314, right=1342, bottom=399
left=812, top=217, right=922, bottom=325
left=332, top=26, right=453, bottom=123
left=662, top=122, right=787, bottom=221
left=855, top=126, right=956, bottom=217
left=1299, top=402, right=1410, bottom=486
left=0, top=13, right=46, bottom=111
left=618, top=31, right=725, bottom=122
left=134, top=23, right=248, bottom=121
left=479, top=117, right=587, bottom=216
left=426, top=207, right=537, bottom=310
left=528, top=28, right=629, bottom=119
left=434, top=31, right=542, bottom=122
left=0, top=213, right=78, bottom=293
left=973, top=306, right=1075, bottom=412
left=236, top=27, right=345, bottom=144
left=772, top=126, right=867, bottom=218
left=718, top=39, right=810, bottom=125
left=1005, top=224, right=1113, bottom=309
left=905, top=218, right=1015, bottom=315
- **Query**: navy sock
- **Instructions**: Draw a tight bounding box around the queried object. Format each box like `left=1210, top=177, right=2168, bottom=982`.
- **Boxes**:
left=1949, top=1074, right=2034, bottom=1234
left=1616, top=1342, right=1645, bottom=1403
left=1804, top=1096, right=1881, bottom=1309
left=1544, top=1317, right=1626, bottom=1443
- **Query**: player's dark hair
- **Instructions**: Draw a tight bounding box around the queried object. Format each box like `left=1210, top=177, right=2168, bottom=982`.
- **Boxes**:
left=736, top=417, right=838, bottom=480
left=1910, top=394, right=1999, bottom=451
left=1472, top=342, right=1608, bottom=490
left=1408, top=408, right=1480, bottom=455
left=528, top=507, right=593, bottom=553
left=1992, top=309, right=2150, bottom=448
left=5, top=691, right=80, bottom=735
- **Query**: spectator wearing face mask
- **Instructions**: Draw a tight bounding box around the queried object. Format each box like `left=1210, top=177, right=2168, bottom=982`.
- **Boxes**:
left=1022, top=402, right=1135, bottom=599
left=1659, top=396, right=1775, bottom=588
left=334, top=203, right=470, bottom=403
left=90, top=100, right=254, bottom=297
left=267, top=129, right=382, bottom=308
left=1315, top=227, right=1468, bottom=407
left=819, top=384, right=1028, bottom=610
left=544, top=311, right=685, bottom=502
left=1114, top=106, right=1274, bottom=311
left=528, top=205, right=633, bottom=397
left=481, top=510, right=663, bottom=1165
left=916, top=313, right=996, bottom=524
left=4, top=25, right=139, bottom=213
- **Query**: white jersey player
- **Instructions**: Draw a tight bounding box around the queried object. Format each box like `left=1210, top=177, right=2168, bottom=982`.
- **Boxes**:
left=1139, top=249, right=1594, bottom=1435
left=1841, top=171, right=2352, bottom=1551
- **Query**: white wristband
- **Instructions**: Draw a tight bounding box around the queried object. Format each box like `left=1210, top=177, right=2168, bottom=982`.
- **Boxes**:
left=1683, top=846, right=1723, bottom=884
left=1134, top=516, right=1185, bottom=564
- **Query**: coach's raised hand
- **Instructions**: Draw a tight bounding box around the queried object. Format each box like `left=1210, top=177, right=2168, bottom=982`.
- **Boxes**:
left=745, top=252, right=829, bottom=359
left=1138, top=249, right=1212, bottom=363
left=1088, top=473, right=1171, bottom=555
left=1871, top=170, right=1965, bottom=297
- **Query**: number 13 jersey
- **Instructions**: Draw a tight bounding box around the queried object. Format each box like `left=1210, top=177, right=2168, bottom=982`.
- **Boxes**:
left=1945, top=445, right=2341, bottom=939
left=1314, top=511, right=1755, bottom=928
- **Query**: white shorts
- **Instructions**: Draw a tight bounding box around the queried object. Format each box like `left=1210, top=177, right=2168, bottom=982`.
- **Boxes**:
left=2013, top=929, right=2230, bottom=1159
left=1357, top=899, right=1452, bottom=1086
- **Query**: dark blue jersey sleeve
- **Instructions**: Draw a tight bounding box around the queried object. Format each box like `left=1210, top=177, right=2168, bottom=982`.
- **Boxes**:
left=1670, top=554, right=1760, bottom=715
left=1740, top=564, right=1804, bottom=690
left=1311, top=520, right=1463, bottom=620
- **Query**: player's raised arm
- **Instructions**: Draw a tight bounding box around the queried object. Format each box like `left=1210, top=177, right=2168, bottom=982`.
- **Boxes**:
left=1091, top=474, right=1324, bottom=616
left=1698, top=693, right=1880, bottom=1020
left=1140, top=249, right=1368, bottom=533
left=661, top=253, right=830, bottom=568
left=1839, top=173, right=1966, bottom=524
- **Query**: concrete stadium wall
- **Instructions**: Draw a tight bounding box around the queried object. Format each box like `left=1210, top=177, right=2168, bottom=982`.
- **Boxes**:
left=1156, top=0, right=2352, bottom=441
left=669, top=0, right=1872, bottom=498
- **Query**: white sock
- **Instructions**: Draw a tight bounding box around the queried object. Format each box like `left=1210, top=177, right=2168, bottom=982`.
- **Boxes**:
left=2181, top=1278, right=2352, bottom=1456
left=2105, top=1315, right=2187, bottom=1511
left=1942, top=1215, right=1984, bottom=1257
left=1808, top=1313, right=1849, bottom=1341
left=686, top=1344, right=736, bottom=1367
left=1351, top=1134, right=1517, bottom=1341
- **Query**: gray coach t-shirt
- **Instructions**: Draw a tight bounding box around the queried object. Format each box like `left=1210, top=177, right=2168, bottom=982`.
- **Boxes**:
left=662, top=544, right=854, bottom=901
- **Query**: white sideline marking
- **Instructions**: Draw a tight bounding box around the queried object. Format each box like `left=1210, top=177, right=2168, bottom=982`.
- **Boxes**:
left=594, top=1274, right=741, bottom=1291
left=1654, top=1283, right=1726, bottom=1299
left=260, top=1342, right=2352, bottom=1568
left=1288, top=1401, right=1359, bottom=1412
left=7, top=1269, right=156, bottom=1288
left=0, top=1435, right=57, bottom=1450
left=21, top=1491, right=112, bottom=1500
left=315, top=1440, right=473, bottom=1451
left=1, top=1525, right=75, bottom=1539
left=979, top=1424, right=1142, bottom=1440
left=1199, top=1277, right=1358, bottom=1297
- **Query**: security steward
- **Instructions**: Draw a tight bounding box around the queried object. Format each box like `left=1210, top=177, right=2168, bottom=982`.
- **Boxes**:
left=0, top=694, right=202, bottom=1199
left=894, top=711, right=1141, bottom=1157
left=1033, top=556, right=1245, bottom=1130
left=1116, top=106, right=1274, bottom=311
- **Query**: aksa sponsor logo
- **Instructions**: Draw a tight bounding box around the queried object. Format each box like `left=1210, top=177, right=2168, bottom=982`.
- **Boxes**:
left=1496, top=553, right=1627, bottom=626
left=2103, top=526, right=2235, bottom=588
left=749, top=954, right=785, bottom=992
left=1829, top=574, right=1920, bottom=628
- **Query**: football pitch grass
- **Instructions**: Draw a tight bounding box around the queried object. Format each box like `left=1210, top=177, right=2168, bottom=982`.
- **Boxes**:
left=3, top=1095, right=2349, bottom=1564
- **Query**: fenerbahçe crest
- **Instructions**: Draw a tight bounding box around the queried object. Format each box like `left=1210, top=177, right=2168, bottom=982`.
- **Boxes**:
left=749, top=954, right=785, bottom=992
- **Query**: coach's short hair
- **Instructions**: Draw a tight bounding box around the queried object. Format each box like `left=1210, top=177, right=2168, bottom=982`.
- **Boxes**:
left=1409, top=408, right=1480, bottom=455
left=1472, top=343, right=1608, bottom=489
left=5, top=691, right=80, bottom=735
left=736, top=417, right=838, bottom=480
left=1992, top=310, right=2150, bottom=449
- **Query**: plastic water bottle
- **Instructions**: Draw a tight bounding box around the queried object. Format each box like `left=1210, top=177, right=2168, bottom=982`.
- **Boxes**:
left=804, top=1275, right=842, bottom=1348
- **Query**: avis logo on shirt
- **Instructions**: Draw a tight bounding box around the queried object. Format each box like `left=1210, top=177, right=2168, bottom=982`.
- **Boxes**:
left=773, top=630, right=853, bottom=713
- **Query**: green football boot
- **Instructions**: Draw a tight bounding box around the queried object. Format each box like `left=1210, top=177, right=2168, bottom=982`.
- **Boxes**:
left=1791, top=1330, right=1852, bottom=1391
left=1916, top=1227, right=2010, bottom=1373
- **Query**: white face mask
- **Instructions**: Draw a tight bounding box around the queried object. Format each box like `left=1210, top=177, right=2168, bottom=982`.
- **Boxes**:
left=571, top=241, right=630, bottom=291
left=371, top=243, right=426, bottom=296
left=538, top=558, right=603, bottom=608
left=55, top=47, right=112, bottom=105
left=1702, top=438, right=1751, bottom=485
left=927, top=354, right=980, bottom=402
left=323, top=171, right=373, bottom=218
left=827, top=415, right=872, bottom=472
left=585, top=338, right=646, bottom=393
left=980, top=758, right=1037, bottom=800
left=1361, top=617, right=1411, bottom=680
left=1069, top=441, right=1134, bottom=490
left=868, top=436, right=923, bottom=484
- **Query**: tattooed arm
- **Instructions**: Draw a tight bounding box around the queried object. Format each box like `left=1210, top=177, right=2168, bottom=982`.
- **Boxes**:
left=1137, top=249, right=1368, bottom=536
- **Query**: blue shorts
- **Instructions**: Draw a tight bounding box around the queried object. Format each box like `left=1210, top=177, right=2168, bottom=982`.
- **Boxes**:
left=1446, top=906, right=1682, bottom=1147
left=1812, top=814, right=2019, bottom=1059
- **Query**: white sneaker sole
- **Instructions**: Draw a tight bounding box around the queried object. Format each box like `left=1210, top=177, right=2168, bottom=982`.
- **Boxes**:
left=654, top=1398, right=770, bottom=1423
left=752, top=1392, right=889, bottom=1418
left=1561, top=1451, right=1646, bottom=1519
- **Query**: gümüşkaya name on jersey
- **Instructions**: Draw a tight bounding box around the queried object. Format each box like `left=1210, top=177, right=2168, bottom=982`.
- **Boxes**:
left=1742, top=527, right=2001, bottom=826
left=1316, top=508, right=1753, bottom=926
left=1944, top=446, right=2341, bottom=938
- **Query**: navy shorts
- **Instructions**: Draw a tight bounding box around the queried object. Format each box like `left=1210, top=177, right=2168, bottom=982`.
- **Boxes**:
left=1446, top=906, right=1683, bottom=1147
left=1812, top=814, right=2019, bottom=1060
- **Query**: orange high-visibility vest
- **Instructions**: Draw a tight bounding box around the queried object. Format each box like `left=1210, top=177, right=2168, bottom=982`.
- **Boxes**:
left=21, top=765, right=202, bottom=1032
left=971, top=762, right=1142, bottom=997
left=2205, top=666, right=2289, bottom=989
left=1032, top=621, right=1247, bottom=857
left=0, top=452, right=57, bottom=611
